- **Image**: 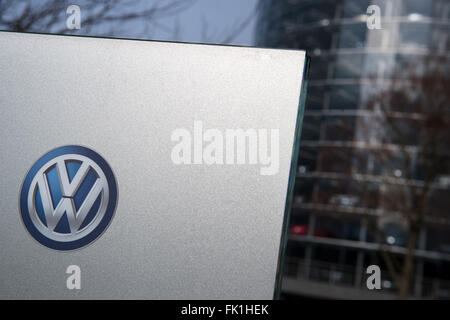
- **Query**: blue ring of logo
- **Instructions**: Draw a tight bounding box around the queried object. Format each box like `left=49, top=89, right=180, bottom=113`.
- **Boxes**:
left=20, top=145, right=118, bottom=251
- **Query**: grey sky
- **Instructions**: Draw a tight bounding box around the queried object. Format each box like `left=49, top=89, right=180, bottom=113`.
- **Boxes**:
left=151, top=0, right=259, bottom=45
left=1, top=0, right=259, bottom=45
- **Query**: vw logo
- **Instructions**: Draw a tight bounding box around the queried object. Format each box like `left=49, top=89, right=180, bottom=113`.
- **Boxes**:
left=19, top=146, right=118, bottom=251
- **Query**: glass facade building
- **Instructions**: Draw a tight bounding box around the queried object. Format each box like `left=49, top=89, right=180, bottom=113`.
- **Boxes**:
left=256, top=0, right=450, bottom=299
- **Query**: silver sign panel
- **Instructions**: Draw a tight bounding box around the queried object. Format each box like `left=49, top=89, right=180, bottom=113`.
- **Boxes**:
left=0, top=31, right=308, bottom=299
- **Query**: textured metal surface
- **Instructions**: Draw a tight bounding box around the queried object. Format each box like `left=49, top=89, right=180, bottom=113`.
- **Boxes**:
left=0, top=32, right=306, bottom=299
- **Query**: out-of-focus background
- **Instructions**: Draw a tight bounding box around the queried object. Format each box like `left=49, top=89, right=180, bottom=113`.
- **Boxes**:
left=1, top=0, right=449, bottom=300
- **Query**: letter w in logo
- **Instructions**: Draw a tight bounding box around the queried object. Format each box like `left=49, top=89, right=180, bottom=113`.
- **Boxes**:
left=36, top=157, right=105, bottom=234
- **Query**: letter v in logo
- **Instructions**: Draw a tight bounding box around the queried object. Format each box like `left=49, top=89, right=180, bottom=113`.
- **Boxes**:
left=20, top=146, right=118, bottom=251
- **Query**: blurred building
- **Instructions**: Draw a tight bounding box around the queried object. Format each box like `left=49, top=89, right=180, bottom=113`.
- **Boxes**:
left=256, top=0, right=450, bottom=299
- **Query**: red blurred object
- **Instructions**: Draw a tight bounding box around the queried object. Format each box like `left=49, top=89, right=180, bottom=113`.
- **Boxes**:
left=289, top=224, right=333, bottom=238
left=290, top=224, right=308, bottom=235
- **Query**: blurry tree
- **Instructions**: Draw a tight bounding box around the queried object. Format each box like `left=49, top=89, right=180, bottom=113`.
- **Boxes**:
left=0, top=0, right=194, bottom=37
left=363, top=55, right=450, bottom=299
left=0, top=0, right=256, bottom=44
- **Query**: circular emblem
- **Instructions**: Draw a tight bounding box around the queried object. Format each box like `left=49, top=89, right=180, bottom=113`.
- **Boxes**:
left=20, top=146, right=118, bottom=251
